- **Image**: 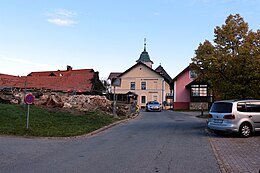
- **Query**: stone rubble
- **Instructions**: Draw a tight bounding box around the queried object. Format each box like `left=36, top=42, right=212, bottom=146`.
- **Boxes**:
left=0, top=90, right=133, bottom=117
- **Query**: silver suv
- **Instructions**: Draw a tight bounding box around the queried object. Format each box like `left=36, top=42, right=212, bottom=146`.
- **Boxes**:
left=208, top=100, right=260, bottom=137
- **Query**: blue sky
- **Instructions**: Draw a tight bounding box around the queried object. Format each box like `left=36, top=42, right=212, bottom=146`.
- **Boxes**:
left=0, top=0, right=259, bottom=80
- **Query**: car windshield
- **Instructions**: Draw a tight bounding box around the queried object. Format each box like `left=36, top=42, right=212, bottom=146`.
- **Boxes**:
left=210, top=102, right=233, bottom=113
left=149, top=101, right=159, bottom=105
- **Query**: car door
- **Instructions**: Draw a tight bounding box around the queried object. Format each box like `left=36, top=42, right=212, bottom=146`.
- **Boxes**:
left=247, top=102, right=260, bottom=129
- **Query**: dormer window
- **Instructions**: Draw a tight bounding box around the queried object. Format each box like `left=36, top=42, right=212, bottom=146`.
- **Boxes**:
left=49, top=72, right=56, bottom=76
left=189, top=70, right=197, bottom=79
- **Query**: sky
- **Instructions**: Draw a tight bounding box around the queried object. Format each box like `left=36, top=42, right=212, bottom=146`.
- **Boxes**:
left=0, top=0, right=259, bottom=80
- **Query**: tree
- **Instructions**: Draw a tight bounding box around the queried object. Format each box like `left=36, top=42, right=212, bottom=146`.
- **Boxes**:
left=192, top=14, right=260, bottom=99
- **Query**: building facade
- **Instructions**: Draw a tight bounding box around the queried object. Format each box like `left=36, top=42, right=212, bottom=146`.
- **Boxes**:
left=108, top=42, right=172, bottom=108
left=173, top=65, right=211, bottom=110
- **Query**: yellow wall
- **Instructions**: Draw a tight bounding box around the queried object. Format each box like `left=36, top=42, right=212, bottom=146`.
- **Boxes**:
left=114, top=63, right=171, bottom=107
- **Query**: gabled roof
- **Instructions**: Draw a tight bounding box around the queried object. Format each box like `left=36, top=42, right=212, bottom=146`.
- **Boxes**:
left=0, top=69, right=97, bottom=92
left=108, top=72, right=122, bottom=80
left=185, top=80, right=208, bottom=88
left=117, top=62, right=161, bottom=78
left=155, top=65, right=172, bottom=83
left=172, top=66, right=190, bottom=81
left=0, top=74, right=24, bottom=88
left=25, top=69, right=95, bottom=92
left=28, top=69, right=94, bottom=77
left=113, top=62, right=172, bottom=85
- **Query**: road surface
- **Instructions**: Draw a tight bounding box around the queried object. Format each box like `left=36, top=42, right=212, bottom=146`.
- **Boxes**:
left=0, top=110, right=220, bottom=173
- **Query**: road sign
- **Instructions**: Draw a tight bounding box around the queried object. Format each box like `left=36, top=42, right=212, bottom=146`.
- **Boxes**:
left=25, top=94, right=34, bottom=105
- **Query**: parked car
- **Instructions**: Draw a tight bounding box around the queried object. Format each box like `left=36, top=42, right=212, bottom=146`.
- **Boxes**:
left=207, top=100, right=260, bottom=137
left=146, top=100, right=161, bottom=112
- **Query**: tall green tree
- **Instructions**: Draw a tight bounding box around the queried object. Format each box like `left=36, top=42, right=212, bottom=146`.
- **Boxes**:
left=192, top=14, right=260, bottom=99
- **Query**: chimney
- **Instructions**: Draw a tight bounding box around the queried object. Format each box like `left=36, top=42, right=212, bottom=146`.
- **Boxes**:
left=67, top=65, right=73, bottom=71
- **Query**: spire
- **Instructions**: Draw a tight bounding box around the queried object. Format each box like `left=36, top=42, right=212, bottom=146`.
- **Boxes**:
left=136, top=38, right=153, bottom=67
left=144, top=38, right=147, bottom=52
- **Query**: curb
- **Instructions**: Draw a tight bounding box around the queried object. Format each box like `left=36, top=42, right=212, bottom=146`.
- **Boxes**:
left=206, top=128, right=226, bottom=173
left=76, top=113, right=140, bottom=139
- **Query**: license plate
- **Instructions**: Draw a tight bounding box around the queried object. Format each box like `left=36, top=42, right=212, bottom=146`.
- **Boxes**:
left=214, top=119, right=223, bottom=123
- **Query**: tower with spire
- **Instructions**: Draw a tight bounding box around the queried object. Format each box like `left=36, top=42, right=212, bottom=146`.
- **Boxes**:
left=136, top=38, right=153, bottom=68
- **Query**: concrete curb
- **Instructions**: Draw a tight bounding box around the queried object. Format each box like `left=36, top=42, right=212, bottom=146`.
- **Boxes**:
left=74, top=113, right=140, bottom=139
left=205, top=129, right=226, bottom=173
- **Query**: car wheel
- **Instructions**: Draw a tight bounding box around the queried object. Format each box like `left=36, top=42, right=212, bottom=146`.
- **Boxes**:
left=239, top=123, right=252, bottom=138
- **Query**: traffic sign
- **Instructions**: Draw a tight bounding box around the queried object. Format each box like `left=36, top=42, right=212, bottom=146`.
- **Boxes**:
left=25, top=94, right=34, bottom=105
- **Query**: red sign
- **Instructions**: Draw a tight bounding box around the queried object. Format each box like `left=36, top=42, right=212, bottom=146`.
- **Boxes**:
left=25, top=94, right=34, bottom=105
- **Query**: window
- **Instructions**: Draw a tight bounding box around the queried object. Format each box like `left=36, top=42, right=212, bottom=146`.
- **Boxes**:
left=141, top=96, right=146, bottom=104
left=237, top=102, right=246, bottom=112
left=191, top=85, right=207, bottom=96
left=130, top=82, right=135, bottom=90
left=141, top=81, right=146, bottom=90
left=190, top=70, right=197, bottom=79
left=210, top=102, right=233, bottom=113
left=238, top=102, right=260, bottom=112
left=246, top=103, right=260, bottom=112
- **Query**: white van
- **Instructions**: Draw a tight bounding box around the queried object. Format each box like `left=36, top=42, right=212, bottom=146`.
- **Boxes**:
left=207, top=100, right=260, bottom=137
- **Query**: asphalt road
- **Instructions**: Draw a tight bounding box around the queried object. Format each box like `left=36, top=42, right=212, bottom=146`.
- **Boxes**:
left=0, top=110, right=220, bottom=173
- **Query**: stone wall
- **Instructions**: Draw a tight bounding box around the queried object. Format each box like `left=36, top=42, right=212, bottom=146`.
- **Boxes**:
left=0, top=89, right=132, bottom=116
left=189, top=102, right=208, bottom=110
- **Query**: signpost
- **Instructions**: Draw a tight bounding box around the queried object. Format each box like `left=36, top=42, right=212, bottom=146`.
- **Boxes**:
left=24, top=94, right=34, bottom=129
left=111, top=78, right=121, bottom=118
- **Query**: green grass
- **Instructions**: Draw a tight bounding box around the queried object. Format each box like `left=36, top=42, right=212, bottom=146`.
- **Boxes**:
left=0, top=103, right=116, bottom=137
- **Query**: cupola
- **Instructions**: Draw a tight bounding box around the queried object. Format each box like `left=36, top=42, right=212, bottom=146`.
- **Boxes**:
left=136, top=38, right=153, bottom=68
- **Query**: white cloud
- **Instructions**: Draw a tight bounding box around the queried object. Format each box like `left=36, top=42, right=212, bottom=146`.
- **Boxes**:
left=47, top=18, right=77, bottom=26
left=45, top=8, right=78, bottom=27
left=54, top=8, right=77, bottom=17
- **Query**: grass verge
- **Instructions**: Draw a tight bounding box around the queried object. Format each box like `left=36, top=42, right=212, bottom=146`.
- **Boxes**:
left=0, top=103, right=117, bottom=137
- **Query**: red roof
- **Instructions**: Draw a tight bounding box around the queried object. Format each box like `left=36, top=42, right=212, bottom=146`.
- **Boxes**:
left=0, top=69, right=96, bottom=92
left=0, top=74, right=24, bottom=88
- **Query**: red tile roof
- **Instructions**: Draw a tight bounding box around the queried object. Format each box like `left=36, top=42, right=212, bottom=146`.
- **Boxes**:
left=0, top=69, right=96, bottom=92
left=0, top=74, right=24, bottom=88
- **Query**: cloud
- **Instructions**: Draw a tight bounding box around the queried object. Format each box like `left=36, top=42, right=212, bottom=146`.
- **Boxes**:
left=47, top=18, right=76, bottom=26
left=45, top=8, right=78, bottom=26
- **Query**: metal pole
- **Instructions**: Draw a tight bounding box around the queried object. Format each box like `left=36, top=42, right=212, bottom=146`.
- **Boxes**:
left=24, top=80, right=27, bottom=109
left=26, top=104, right=30, bottom=129
left=113, top=86, right=118, bottom=118
left=162, top=79, right=164, bottom=109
